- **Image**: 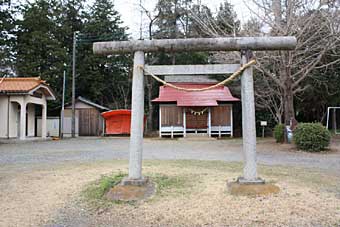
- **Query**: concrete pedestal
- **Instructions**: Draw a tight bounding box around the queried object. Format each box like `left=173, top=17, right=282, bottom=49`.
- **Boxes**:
left=106, top=178, right=155, bottom=201
left=121, top=177, right=149, bottom=186
left=227, top=178, right=279, bottom=196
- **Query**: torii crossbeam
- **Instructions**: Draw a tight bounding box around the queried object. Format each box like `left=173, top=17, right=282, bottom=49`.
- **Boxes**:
left=93, top=36, right=297, bottom=184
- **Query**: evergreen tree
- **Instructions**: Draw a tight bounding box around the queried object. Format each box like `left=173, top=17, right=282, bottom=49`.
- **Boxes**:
left=0, top=1, right=16, bottom=76
left=76, top=0, right=130, bottom=108
left=215, top=1, right=240, bottom=36
left=16, top=0, right=66, bottom=103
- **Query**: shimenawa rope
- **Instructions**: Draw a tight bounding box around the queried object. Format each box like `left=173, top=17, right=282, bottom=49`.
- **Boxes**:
left=138, top=59, right=256, bottom=92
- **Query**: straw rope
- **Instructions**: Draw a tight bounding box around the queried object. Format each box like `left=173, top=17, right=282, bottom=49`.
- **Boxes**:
left=138, top=59, right=256, bottom=92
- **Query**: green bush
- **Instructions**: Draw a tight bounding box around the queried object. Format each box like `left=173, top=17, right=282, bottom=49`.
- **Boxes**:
left=293, top=123, right=331, bottom=152
left=274, top=124, right=285, bottom=143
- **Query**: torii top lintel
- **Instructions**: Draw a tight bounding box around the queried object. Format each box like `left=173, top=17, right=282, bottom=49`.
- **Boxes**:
left=93, top=36, right=297, bottom=55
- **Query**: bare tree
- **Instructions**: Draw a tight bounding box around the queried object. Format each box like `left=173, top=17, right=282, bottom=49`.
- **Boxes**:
left=139, top=3, right=161, bottom=133
left=190, top=0, right=340, bottom=125
left=248, top=0, right=340, bottom=124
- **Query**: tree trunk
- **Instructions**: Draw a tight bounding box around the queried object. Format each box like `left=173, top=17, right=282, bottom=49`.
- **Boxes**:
left=280, top=51, right=295, bottom=126
left=146, top=76, right=154, bottom=133
left=272, top=0, right=282, bottom=27
left=283, top=83, right=294, bottom=125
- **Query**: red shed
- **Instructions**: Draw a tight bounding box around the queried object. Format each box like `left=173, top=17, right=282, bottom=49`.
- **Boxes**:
left=101, top=110, right=146, bottom=135
left=102, top=110, right=132, bottom=135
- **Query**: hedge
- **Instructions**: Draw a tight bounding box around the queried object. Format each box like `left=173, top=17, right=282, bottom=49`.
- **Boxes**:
left=293, top=123, right=331, bottom=152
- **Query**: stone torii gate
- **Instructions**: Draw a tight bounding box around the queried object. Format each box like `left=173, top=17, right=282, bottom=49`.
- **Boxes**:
left=93, top=37, right=296, bottom=185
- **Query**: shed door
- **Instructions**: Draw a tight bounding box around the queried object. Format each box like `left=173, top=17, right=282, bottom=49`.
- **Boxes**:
left=79, top=108, right=101, bottom=136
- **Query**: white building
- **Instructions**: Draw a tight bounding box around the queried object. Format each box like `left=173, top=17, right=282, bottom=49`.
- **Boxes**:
left=0, top=77, right=55, bottom=140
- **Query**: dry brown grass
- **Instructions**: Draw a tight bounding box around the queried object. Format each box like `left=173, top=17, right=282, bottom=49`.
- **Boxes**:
left=1, top=160, right=340, bottom=227
left=84, top=160, right=340, bottom=227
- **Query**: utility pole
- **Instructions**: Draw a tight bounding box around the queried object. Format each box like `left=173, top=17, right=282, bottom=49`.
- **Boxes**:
left=71, top=31, right=78, bottom=138
left=139, top=0, right=143, bottom=40
left=60, top=63, right=66, bottom=139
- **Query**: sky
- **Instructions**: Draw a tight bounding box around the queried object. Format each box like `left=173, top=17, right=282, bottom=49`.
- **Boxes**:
left=113, top=0, right=256, bottom=39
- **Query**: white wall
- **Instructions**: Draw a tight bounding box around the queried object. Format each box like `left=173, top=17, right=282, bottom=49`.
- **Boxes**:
left=0, top=96, right=9, bottom=138
left=63, top=109, right=79, bottom=136
left=8, top=101, right=19, bottom=138
left=37, top=117, right=59, bottom=137
left=27, top=103, right=35, bottom=137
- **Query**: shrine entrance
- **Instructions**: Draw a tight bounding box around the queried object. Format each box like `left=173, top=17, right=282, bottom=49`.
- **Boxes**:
left=186, top=107, right=208, bottom=132
left=93, top=36, right=297, bottom=186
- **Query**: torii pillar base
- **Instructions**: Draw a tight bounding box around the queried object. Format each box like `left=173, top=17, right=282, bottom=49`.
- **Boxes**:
left=105, top=177, right=155, bottom=202
left=227, top=177, right=279, bottom=196
left=121, top=177, right=149, bottom=186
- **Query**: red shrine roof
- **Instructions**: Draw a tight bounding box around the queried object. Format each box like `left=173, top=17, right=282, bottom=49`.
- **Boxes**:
left=152, top=83, right=239, bottom=107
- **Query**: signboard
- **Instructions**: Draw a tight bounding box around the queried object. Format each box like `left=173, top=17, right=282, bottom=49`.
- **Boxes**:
left=260, top=121, right=267, bottom=126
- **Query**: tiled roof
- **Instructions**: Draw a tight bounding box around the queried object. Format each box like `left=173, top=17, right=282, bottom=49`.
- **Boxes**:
left=152, top=83, right=240, bottom=107
left=0, top=77, right=48, bottom=93
left=0, top=77, right=55, bottom=100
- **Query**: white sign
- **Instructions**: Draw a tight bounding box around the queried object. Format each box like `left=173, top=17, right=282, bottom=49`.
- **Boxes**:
left=260, top=121, right=267, bottom=126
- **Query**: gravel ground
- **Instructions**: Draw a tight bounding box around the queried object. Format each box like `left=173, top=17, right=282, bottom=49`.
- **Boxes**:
left=1, top=137, right=340, bottom=173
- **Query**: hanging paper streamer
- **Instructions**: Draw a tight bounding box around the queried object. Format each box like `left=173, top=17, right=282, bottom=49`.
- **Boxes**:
left=190, top=108, right=208, bottom=116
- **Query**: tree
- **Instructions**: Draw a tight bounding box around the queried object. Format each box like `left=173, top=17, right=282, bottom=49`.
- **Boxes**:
left=245, top=0, right=340, bottom=124
left=16, top=0, right=67, bottom=104
left=0, top=1, right=17, bottom=76
left=140, top=0, right=211, bottom=132
left=77, top=0, right=130, bottom=109
left=189, top=0, right=240, bottom=37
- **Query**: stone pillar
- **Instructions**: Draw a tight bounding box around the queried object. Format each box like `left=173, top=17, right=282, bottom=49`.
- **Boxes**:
left=42, top=103, right=47, bottom=139
left=20, top=102, right=26, bottom=140
left=128, top=51, right=145, bottom=180
left=240, top=50, right=258, bottom=182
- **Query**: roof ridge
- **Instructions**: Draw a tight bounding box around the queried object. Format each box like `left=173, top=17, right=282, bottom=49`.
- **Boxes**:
left=3, top=77, right=41, bottom=81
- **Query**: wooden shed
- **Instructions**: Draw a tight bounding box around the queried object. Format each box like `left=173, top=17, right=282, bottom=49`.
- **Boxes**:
left=152, top=83, right=239, bottom=138
left=63, top=96, right=109, bottom=136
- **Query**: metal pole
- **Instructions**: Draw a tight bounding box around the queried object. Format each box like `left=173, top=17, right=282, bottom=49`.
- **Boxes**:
left=334, top=109, right=337, bottom=133
left=240, top=50, right=259, bottom=182
left=326, top=107, right=330, bottom=130
left=71, top=31, right=77, bottom=138
left=60, top=65, right=66, bottom=139
left=262, top=126, right=265, bottom=138
left=128, top=51, right=145, bottom=180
